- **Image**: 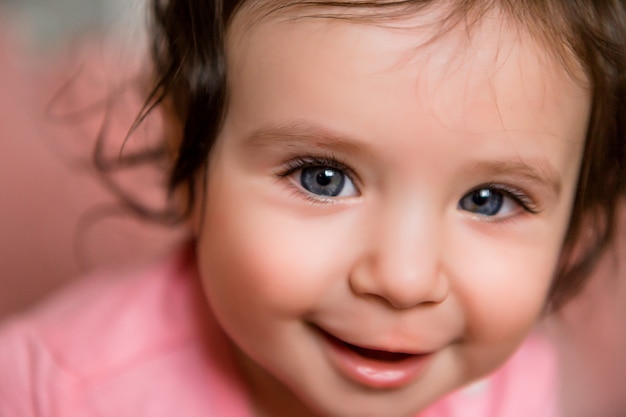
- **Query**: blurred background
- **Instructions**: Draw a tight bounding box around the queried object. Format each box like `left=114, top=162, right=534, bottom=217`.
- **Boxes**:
left=0, top=0, right=184, bottom=318
left=1, top=0, right=144, bottom=48
left=0, top=1, right=624, bottom=416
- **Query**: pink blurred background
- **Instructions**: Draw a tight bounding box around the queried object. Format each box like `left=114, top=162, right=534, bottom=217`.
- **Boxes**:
left=0, top=2, right=624, bottom=415
left=0, top=1, right=184, bottom=317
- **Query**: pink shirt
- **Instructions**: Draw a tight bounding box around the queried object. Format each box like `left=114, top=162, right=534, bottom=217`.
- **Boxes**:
left=0, top=247, right=559, bottom=417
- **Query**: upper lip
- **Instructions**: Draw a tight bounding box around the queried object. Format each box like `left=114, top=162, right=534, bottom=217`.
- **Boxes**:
left=312, top=323, right=433, bottom=356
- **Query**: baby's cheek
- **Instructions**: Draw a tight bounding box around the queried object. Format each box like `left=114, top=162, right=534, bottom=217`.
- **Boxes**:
left=454, top=242, right=555, bottom=345
left=197, top=201, right=350, bottom=318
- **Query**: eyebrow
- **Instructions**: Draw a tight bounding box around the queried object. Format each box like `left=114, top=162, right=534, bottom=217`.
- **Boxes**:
left=244, top=121, right=563, bottom=196
left=243, top=121, right=372, bottom=157
left=466, top=160, right=563, bottom=196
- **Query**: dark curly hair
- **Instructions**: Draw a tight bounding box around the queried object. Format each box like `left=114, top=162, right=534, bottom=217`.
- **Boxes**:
left=131, top=0, right=625, bottom=310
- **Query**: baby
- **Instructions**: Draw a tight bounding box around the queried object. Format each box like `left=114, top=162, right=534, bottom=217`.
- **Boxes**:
left=1, top=1, right=624, bottom=416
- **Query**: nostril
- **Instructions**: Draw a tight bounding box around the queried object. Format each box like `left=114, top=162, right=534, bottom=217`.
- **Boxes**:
left=350, top=276, right=449, bottom=310
left=348, top=253, right=448, bottom=309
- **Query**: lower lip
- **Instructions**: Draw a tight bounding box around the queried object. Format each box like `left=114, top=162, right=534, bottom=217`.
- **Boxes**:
left=316, top=328, right=434, bottom=389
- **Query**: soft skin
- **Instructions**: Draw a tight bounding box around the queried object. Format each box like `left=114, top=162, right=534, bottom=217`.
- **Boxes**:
left=193, top=7, right=590, bottom=417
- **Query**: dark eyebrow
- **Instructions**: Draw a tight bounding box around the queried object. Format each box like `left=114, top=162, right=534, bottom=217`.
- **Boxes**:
left=245, top=121, right=563, bottom=195
left=467, top=160, right=563, bottom=196
left=244, top=121, right=372, bottom=156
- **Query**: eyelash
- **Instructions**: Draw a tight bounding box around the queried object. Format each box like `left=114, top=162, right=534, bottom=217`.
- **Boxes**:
left=471, top=183, right=540, bottom=215
left=277, top=154, right=352, bottom=177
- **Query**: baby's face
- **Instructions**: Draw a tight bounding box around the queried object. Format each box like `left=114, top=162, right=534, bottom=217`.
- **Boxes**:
left=194, top=6, right=589, bottom=417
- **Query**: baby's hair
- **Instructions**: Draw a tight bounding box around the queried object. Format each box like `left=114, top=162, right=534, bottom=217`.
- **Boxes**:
left=138, top=0, right=625, bottom=309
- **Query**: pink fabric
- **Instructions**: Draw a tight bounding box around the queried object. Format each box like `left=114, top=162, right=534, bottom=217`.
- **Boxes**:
left=0, top=246, right=559, bottom=417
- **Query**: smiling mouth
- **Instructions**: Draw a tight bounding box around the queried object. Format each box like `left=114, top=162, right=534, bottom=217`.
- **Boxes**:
left=313, top=324, right=434, bottom=389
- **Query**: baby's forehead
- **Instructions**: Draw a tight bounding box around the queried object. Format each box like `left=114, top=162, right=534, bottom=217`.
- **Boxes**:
left=229, top=0, right=585, bottom=84
left=228, top=1, right=581, bottom=93
left=223, top=2, right=589, bottom=150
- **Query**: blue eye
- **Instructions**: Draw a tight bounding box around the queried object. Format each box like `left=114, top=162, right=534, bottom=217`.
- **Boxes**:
left=299, top=166, right=356, bottom=197
left=459, top=188, right=510, bottom=216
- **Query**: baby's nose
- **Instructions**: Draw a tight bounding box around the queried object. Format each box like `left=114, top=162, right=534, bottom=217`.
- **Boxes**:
left=348, top=203, right=449, bottom=309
